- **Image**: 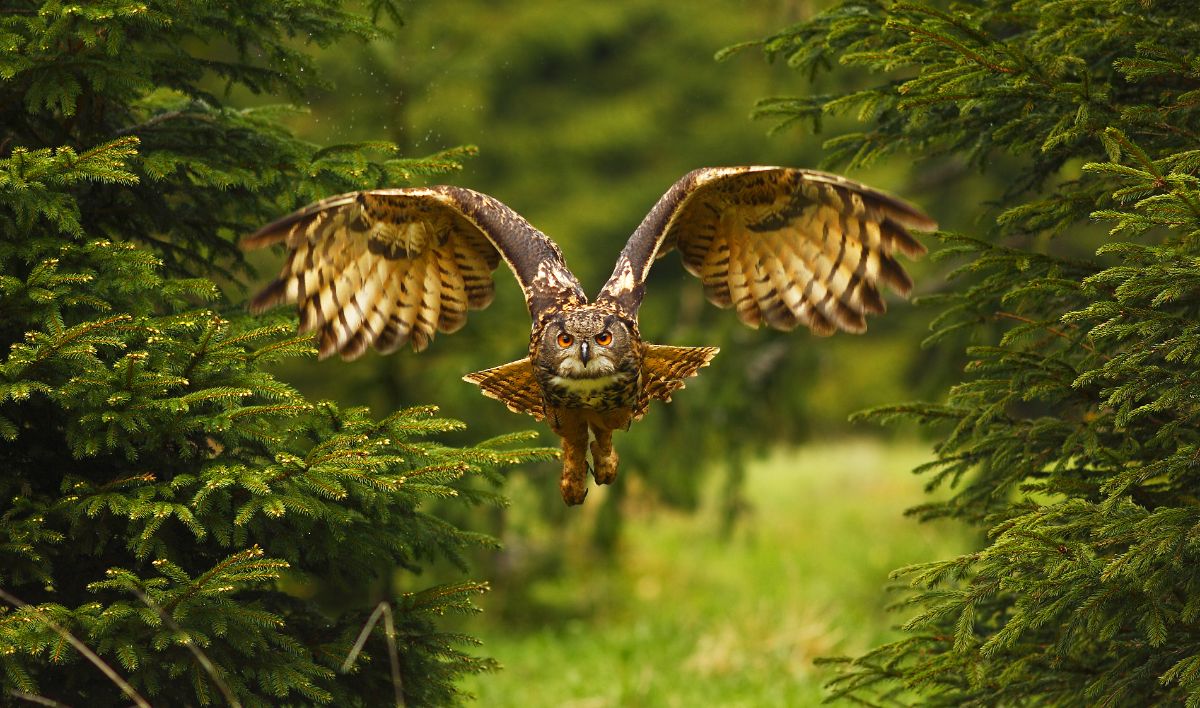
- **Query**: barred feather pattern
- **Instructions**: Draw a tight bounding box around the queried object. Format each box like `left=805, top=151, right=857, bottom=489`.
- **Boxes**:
left=634, top=343, right=720, bottom=420
left=599, top=166, right=936, bottom=336
left=462, top=358, right=545, bottom=420
left=243, top=187, right=584, bottom=360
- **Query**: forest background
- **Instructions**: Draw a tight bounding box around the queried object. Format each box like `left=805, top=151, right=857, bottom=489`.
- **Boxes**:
left=256, top=0, right=978, bottom=703
left=269, top=3, right=985, bottom=522
left=15, top=0, right=1187, bottom=704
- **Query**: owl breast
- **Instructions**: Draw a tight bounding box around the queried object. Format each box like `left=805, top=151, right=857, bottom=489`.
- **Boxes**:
left=543, top=370, right=641, bottom=411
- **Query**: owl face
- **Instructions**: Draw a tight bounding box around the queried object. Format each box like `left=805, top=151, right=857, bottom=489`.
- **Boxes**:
left=539, top=309, right=633, bottom=379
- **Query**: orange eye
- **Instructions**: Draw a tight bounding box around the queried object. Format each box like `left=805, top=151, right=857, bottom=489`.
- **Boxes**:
left=557, top=333, right=574, bottom=348
left=595, top=331, right=613, bottom=346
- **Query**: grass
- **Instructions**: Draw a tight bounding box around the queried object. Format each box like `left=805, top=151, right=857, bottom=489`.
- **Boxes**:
left=459, top=438, right=969, bottom=706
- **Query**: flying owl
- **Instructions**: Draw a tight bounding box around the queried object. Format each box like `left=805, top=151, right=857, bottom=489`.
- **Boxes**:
left=244, top=167, right=936, bottom=505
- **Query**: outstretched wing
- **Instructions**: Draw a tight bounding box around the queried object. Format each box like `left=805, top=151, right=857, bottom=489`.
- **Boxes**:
left=597, top=167, right=937, bottom=335
left=244, top=186, right=586, bottom=360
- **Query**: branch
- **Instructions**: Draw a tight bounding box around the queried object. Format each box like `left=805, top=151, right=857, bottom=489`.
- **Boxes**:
left=113, top=111, right=217, bottom=137
left=1106, top=127, right=1200, bottom=220
left=890, top=21, right=1016, bottom=74
left=342, top=601, right=405, bottom=708
left=130, top=587, right=241, bottom=708
left=994, top=311, right=1103, bottom=357
left=0, top=589, right=151, bottom=708
left=10, top=693, right=69, bottom=707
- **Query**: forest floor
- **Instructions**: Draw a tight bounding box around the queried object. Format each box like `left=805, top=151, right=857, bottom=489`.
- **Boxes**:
left=459, top=438, right=969, bottom=706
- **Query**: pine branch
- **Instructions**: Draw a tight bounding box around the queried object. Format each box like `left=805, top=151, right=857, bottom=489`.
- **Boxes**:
left=0, top=590, right=150, bottom=708
left=994, top=311, right=1101, bottom=357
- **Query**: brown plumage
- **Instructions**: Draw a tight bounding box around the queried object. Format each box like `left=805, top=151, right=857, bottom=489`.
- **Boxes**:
left=635, top=344, right=720, bottom=420
left=245, top=167, right=936, bottom=505
left=464, top=359, right=545, bottom=420
left=244, top=187, right=584, bottom=359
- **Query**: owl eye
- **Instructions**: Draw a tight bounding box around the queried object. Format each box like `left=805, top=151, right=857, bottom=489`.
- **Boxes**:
left=556, top=333, right=574, bottom=348
left=595, top=331, right=613, bottom=346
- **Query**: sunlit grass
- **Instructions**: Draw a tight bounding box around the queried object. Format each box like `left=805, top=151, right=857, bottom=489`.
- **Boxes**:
left=460, top=438, right=969, bottom=706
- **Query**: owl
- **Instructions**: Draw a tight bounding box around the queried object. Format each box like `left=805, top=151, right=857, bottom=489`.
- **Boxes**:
left=244, top=167, right=936, bottom=505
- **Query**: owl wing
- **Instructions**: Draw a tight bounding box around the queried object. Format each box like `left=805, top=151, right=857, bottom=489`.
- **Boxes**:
left=596, top=166, right=937, bottom=335
left=244, top=186, right=586, bottom=360
left=634, top=344, right=721, bottom=420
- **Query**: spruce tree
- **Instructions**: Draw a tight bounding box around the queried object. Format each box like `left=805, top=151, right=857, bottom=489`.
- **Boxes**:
left=735, top=0, right=1200, bottom=704
left=0, top=1, right=549, bottom=705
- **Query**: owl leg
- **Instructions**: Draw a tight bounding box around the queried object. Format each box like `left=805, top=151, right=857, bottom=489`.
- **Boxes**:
left=550, top=408, right=590, bottom=506
left=589, top=409, right=630, bottom=486
left=590, top=427, right=618, bottom=485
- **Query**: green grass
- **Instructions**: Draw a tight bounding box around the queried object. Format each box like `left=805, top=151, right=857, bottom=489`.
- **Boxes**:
left=459, top=438, right=968, bottom=706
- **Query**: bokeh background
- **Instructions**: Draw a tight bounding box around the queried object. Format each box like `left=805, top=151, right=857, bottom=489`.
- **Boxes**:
left=236, top=1, right=984, bottom=703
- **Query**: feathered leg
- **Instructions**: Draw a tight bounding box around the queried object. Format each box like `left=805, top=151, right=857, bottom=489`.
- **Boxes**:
left=589, top=431, right=618, bottom=485
left=549, top=407, right=590, bottom=505
left=588, top=409, right=630, bottom=485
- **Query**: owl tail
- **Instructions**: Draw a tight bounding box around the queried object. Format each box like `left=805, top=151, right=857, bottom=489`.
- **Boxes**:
left=463, top=358, right=546, bottom=420
left=634, top=344, right=720, bottom=420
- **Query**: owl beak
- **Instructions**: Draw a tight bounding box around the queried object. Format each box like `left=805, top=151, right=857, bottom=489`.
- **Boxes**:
left=580, top=341, right=590, bottom=364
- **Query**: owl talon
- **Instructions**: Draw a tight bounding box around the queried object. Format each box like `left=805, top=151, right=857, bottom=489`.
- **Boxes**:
left=590, top=440, right=619, bottom=485
left=560, top=475, right=588, bottom=505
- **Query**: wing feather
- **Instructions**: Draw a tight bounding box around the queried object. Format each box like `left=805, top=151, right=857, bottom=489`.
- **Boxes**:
left=396, top=261, right=423, bottom=352
left=413, top=253, right=441, bottom=352
left=434, top=242, right=469, bottom=334
left=757, top=232, right=801, bottom=331
left=634, top=344, right=721, bottom=420
left=597, top=166, right=936, bottom=337
left=244, top=187, right=585, bottom=361
left=462, top=359, right=545, bottom=420
left=697, top=233, right=733, bottom=307
left=728, top=234, right=761, bottom=328
left=373, top=259, right=405, bottom=354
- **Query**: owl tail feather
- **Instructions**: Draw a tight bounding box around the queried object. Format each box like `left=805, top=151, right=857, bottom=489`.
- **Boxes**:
left=463, top=358, right=546, bottom=421
left=634, top=343, right=720, bottom=420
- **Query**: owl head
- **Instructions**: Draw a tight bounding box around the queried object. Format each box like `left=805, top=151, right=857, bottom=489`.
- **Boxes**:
left=538, top=308, right=633, bottom=379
